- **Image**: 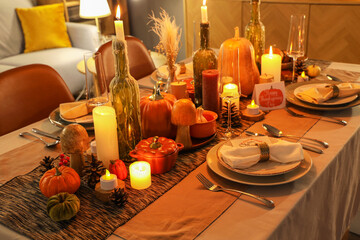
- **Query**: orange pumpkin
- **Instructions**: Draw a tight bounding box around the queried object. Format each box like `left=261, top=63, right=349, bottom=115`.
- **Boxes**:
left=39, top=166, right=81, bottom=198
left=259, top=86, right=284, bottom=107
left=218, top=27, right=260, bottom=96
left=140, top=87, right=177, bottom=138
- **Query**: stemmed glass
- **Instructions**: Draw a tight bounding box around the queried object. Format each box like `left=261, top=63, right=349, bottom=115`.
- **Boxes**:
left=84, top=51, right=109, bottom=111
left=286, top=14, right=306, bottom=83
left=219, top=47, right=241, bottom=139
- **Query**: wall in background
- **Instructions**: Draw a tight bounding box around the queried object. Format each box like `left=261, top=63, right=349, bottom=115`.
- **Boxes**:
left=127, top=0, right=186, bottom=61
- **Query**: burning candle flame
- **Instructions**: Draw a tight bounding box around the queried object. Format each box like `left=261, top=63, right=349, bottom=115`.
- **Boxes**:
left=269, top=45, right=273, bottom=56
left=104, top=169, right=111, bottom=180
left=250, top=100, right=256, bottom=106
left=116, top=5, right=121, bottom=20
left=301, top=71, right=306, bottom=77
left=203, top=0, right=206, bottom=5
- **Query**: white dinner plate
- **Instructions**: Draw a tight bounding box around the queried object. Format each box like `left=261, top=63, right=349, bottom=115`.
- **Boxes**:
left=216, top=139, right=303, bottom=176
left=294, top=83, right=358, bottom=106
left=49, top=108, right=94, bottom=130
left=206, top=142, right=312, bottom=186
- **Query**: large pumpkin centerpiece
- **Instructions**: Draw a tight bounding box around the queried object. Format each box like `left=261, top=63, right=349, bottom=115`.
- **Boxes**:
left=140, top=84, right=177, bottom=138
left=39, top=166, right=81, bottom=198
left=218, top=27, right=260, bottom=96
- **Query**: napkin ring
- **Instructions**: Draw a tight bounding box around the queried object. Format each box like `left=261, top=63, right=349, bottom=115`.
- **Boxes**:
left=256, top=142, right=270, bottom=162
left=326, top=84, right=340, bottom=99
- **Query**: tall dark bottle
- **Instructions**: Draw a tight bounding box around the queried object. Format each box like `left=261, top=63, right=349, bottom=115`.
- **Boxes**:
left=110, top=39, right=142, bottom=161
left=245, top=0, right=265, bottom=71
left=193, top=22, right=217, bottom=107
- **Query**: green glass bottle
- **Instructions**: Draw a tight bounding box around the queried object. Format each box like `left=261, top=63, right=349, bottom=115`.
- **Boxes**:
left=110, top=39, right=142, bottom=161
left=245, top=0, right=265, bottom=71
left=193, top=22, right=217, bottom=107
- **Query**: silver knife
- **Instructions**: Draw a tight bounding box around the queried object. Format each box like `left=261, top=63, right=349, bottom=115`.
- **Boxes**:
left=326, top=74, right=342, bottom=82
left=245, top=131, right=323, bottom=154
left=32, top=128, right=60, bottom=140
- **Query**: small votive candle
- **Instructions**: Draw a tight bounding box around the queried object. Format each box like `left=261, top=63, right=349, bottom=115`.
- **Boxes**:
left=247, top=100, right=260, bottom=115
left=100, top=169, right=118, bottom=191
left=297, top=71, right=309, bottom=82
left=259, top=74, right=274, bottom=84
left=130, top=161, right=151, bottom=190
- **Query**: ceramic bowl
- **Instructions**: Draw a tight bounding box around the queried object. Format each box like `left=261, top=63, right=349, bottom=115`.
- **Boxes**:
left=190, top=110, right=218, bottom=139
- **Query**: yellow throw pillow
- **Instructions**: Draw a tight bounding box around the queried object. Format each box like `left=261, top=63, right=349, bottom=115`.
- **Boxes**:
left=16, top=3, right=72, bottom=53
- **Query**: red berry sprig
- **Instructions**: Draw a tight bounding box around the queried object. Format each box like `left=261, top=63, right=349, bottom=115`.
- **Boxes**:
left=59, top=154, right=70, bottom=166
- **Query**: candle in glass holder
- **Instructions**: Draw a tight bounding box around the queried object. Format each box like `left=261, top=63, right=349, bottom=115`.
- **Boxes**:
left=247, top=100, right=260, bottom=115
left=171, top=81, right=187, bottom=99
left=130, top=161, right=151, bottom=190
left=221, top=82, right=240, bottom=111
left=202, top=69, right=219, bottom=113
left=114, top=5, right=124, bottom=41
left=261, top=46, right=282, bottom=82
left=201, top=0, right=208, bottom=23
left=93, top=106, right=119, bottom=169
left=100, top=169, right=118, bottom=190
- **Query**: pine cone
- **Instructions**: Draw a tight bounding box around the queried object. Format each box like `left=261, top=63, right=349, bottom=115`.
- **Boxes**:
left=221, top=102, right=242, bottom=127
left=83, top=155, right=106, bottom=189
left=40, top=156, right=55, bottom=171
left=295, top=59, right=307, bottom=77
left=110, top=188, right=128, bottom=206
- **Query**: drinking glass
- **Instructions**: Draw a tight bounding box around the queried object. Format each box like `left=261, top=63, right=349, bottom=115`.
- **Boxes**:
left=286, top=14, right=306, bottom=83
left=219, top=47, right=241, bottom=139
left=84, top=51, right=109, bottom=111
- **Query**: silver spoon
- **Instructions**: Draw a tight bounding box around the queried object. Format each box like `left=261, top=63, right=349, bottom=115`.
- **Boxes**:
left=19, top=132, right=59, bottom=147
left=285, top=108, right=347, bottom=126
left=262, top=124, right=329, bottom=148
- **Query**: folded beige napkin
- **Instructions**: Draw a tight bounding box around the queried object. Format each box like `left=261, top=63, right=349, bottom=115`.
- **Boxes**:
left=220, top=137, right=304, bottom=169
left=296, top=83, right=360, bottom=104
left=59, top=101, right=89, bottom=120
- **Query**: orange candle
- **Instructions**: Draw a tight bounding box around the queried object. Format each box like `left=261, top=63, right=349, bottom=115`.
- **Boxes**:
left=202, top=69, right=219, bottom=113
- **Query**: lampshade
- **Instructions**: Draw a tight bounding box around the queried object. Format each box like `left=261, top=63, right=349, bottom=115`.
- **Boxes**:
left=79, top=0, right=111, bottom=19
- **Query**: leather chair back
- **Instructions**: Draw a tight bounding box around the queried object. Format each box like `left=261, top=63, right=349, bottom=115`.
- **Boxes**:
left=0, top=64, right=74, bottom=136
left=97, top=36, right=156, bottom=88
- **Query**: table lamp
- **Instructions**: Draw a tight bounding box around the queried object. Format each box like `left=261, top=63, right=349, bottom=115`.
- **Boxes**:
left=79, top=0, right=111, bottom=43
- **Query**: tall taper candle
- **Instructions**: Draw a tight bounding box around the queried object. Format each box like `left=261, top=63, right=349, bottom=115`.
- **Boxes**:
left=114, top=5, right=125, bottom=41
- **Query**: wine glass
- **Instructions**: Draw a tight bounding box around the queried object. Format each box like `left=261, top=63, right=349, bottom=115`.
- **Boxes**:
left=219, top=47, right=241, bottom=139
left=84, top=51, right=109, bottom=111
left=286, top=14, right=306, bottom=83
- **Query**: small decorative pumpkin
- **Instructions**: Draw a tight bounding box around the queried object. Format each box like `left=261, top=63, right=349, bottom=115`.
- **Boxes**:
left=140, top=82, right=177, bottom=138
left=306, top=64, right=321, bottom=77
left=218, top=27, right=260, bottom=96
left=259, top=86, right=284, bottom=107
left=109, top=159, right=128, bottom=180
left=47, top=192, right=80, bottom=221
left=39, top=166, right=81, bottom=198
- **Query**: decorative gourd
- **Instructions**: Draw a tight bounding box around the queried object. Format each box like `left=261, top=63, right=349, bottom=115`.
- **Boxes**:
left=39, top=166, right=81, bottom=198
left=218, top=27, right=260, bottom=96
left=259, top=86, right=284, bottom=107
left=47, top=192, right=80, bottom=221
left=109, top=159, right=128, bottom=180
left=171, top=99, right=197, bottom=150
left=140, top=83, right=177, bottom=138
left=306, top=64, right=321, bottom=77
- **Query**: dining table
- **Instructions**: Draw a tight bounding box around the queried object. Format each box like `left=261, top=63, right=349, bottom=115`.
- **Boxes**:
left=0, top=59, right=360, bottom=240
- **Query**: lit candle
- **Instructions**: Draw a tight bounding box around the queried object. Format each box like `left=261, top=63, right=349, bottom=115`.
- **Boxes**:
left=221, top=82, right=240, bottom=112
left=100, top=169, right=118, bottom=190
left=93, top=106, right=119, bottom=169
left=171, top=81, right=188, bottom=99
left=130, top=161, right=151, bottom=190
left=202, top=69, right=219, bottom=113
left=114, top=5, right=125, bottom=41
left=201, top=0, right=208, bottom=23
left=261, top=46, right=282, bottom=82
left=247, top=100, right=260, bottom=115
left=297, top=71, right=309, bottom=82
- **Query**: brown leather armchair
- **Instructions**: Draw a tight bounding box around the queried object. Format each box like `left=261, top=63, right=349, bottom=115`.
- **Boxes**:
left=0, top=64, right=74, bottom=136
left=96, top=35, right=156, bottom=88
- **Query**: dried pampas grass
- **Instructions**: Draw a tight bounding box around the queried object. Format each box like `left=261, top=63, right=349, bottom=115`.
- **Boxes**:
left=149, top=9, right=182, bottom=62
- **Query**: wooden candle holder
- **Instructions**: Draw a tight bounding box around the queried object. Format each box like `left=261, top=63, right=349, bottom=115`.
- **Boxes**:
left=94, top=180, right=125, bottom=203
left=241, top=109, right=265, bottom=122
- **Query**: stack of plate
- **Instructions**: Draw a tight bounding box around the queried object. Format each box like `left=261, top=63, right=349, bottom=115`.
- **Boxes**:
left=206, top=139, right=313, bottom=186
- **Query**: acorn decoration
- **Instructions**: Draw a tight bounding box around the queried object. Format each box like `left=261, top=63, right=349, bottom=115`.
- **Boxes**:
left=83, top=155, right=106, bottom=189
left=110, top=187, right=128, bottom=207
left=221, top=102, right=242, bottom=127
left=40, top=156, right=56, bottom=171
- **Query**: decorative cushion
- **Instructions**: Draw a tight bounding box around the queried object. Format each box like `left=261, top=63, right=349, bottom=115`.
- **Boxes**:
left=16, top=3, right=72, bottom=53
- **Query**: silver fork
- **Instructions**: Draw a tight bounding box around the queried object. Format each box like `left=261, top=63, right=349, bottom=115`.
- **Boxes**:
left=196, top=173, right=275, bottom=208
left=285, top=107, right=347, bottom=126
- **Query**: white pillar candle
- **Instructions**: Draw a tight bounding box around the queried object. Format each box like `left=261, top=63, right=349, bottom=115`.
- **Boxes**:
left=115, top=5, right=125, bottom=41
left=261, top=46, right=282, bottom=82
left=100, top=169, right=118, bottom=190
left=247, top=100, right=260, bottom=115
left=221, top=82, right=240, bottom=111
left=130, top=161, right=151, bottom=190
left=93, top=106, right=119, bottom=169
left=201, top=0, right=208, bottom=23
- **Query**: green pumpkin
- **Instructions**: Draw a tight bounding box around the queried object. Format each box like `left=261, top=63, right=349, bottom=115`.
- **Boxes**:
left=47, top=192, right=80, bottom=221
